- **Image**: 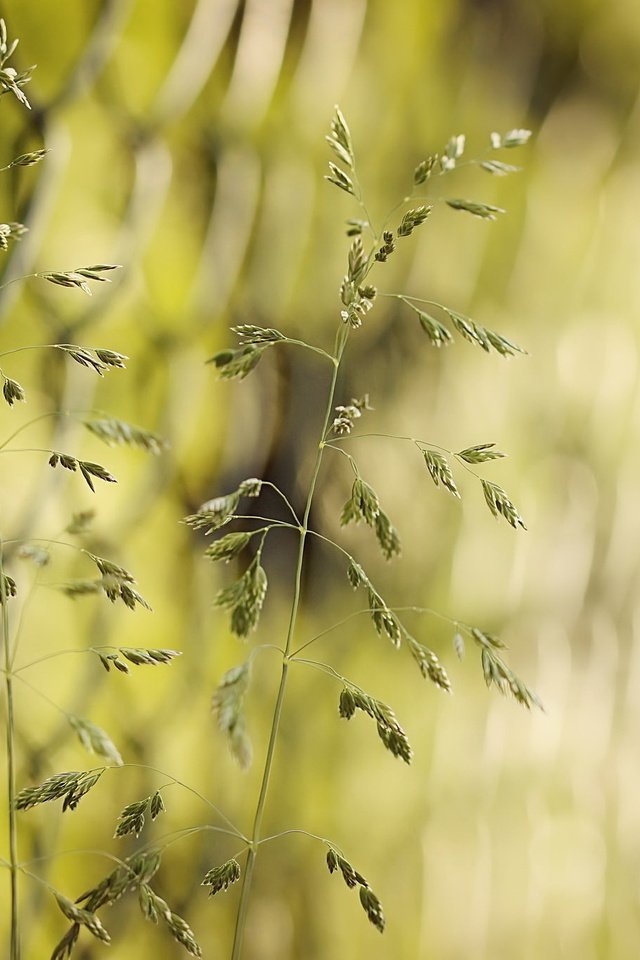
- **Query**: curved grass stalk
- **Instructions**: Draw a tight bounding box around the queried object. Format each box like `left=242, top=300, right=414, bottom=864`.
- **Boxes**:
left=123, top=763, right=245, bottom=840
left=258, top=481, right=302, bottom=525
left=257, top=827, right=335, bottom=849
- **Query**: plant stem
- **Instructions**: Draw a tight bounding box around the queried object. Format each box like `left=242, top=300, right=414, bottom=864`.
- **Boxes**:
left=1, top=544, right=20, bottom=959
left=230, top=329, right=347, bottom=960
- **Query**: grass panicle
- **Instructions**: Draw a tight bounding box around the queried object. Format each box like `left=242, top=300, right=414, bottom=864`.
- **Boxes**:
left=326, top=848, right=385, bottom=932
left=15, top=769, right=105, bottom=812
left=53, top=893, right=110, bottom=944
left=202, top=860, right=242, bottom=897
left=481, top=479, right=527, bottom=529
left=40, top=264, right=121, bottom=297
left=339, top=684, right=413, bottom=764
left=2, top=376, right=25, bottom=406
left=48, top=453, right=117, bottom=492
left=114, top=791, right=164, bottom=838
left=422, top=449, right=460, bottom=498
left=192, top=106, right=536, bottom=958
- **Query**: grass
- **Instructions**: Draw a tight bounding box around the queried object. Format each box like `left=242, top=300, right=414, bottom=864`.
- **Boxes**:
left=0, top=15, right=540, bottom=960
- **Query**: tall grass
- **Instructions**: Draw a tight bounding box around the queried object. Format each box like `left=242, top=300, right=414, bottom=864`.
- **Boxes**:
left=1, top=15, right=539, bottom=960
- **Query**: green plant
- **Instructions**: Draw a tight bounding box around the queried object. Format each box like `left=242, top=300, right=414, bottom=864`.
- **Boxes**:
left=0, top=20, right=180, bottom=960
left=2, top=24, right=538, bottom=950
left=179, top=108, right=538, bottom=957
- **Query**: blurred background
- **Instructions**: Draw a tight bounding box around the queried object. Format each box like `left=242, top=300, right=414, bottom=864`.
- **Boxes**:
left=1, top=0, right=639, bottom=957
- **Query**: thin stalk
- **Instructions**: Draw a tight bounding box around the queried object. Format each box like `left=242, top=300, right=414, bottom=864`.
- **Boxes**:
left=0, top=411, right=72, bottom=452
left=230, top=329, right=348, bottom=960
left=282, top=338, right=335, bottom=364
left=1, top=544, right=20, bottom=959
left=257, top=828, right=334, bottom=848
left=0, top=344, right=68, bottom=359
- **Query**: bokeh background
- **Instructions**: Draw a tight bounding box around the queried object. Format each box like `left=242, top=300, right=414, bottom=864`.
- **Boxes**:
left=1, top=0, right=640, bottom=957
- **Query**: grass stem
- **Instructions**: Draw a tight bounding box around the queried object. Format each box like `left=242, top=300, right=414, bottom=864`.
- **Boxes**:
left=230, top=326, right=348, bottom=960
left=1, top=543, right=20, bottom=959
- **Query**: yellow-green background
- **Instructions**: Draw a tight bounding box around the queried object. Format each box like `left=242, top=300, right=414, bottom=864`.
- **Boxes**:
left=1, top=1, right=639, bottom=957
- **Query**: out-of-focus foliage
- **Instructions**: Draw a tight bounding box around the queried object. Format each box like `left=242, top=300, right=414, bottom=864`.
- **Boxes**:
left=1, top=0, right=640, bottom=957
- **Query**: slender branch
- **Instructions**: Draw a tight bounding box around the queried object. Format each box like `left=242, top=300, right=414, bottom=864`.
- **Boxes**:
left=0, top=274, right=39, bottom=293
left=293, top=657, right=397, bottom=711
left=282, top=338, right=336, bottom=364
left=290, top=657, right=345, bottom=684
left=150, top=823, right=245, bottom=851
left=17, top=828, right=242, bottom=875
left=290, top=608, right=372, bottom=657
left=327, top=430, right=484, bottom=479
left=328, top=429, right=415, bottom=444
left=18, top=850, right=128, bottom=877
left=4, top=538, right=92, bottom=555
left=291, top=603, right=462, bottom=657
left=0, top=344, right=74, bottom=359
left=13, top=647, right=105, bottom=674
left=376, top=154, right=487, bottom=237
left=305, top=527, right=354, bottom=563
left=247, top=643, right=286, bottom=661
left=381, top=292, right=450, bottom=311
left=14, top=642, right=286, bottom=676
left=322, top=442, right=359, bottom=473
left=259, top=482, right=301, bottom=525
left=230, top=516, right=298, bottom=529
left=0, top=447, right=57, bottom=457
left=12, top=673, right=69, bottom=717
left=123, top=763, right=245, bottom=841
left=257, top=827, right=334, bottom=848
left=0, top=411, right=88, bottom=452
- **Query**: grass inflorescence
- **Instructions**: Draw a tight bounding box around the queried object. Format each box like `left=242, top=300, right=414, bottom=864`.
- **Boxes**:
left=177, top=105, right=539, bottom=958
